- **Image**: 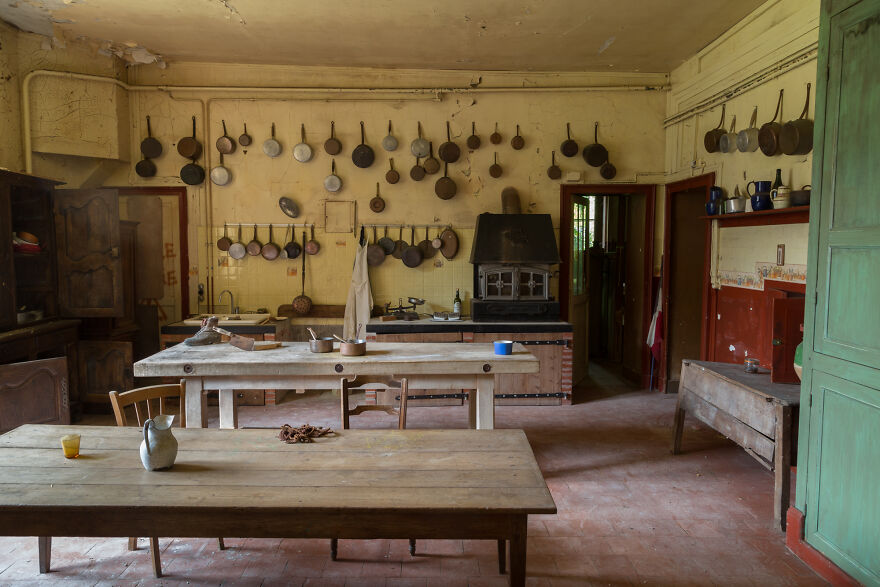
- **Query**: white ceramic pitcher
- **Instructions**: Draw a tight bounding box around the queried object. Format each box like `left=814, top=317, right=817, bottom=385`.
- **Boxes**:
left=140, top=414, right=178, bottom=471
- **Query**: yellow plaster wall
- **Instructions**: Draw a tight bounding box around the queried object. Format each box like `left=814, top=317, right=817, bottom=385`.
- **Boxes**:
left=0, top=20, right=22, bottom=172
left=664, top=0, right=820, bottom=285
left=92, top=67, right=667, bottom=316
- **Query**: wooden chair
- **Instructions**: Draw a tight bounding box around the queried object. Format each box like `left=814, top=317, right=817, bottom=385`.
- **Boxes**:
left=331, top=375, right=414, bottom=560
left=108, top=383, right=226, bottom=578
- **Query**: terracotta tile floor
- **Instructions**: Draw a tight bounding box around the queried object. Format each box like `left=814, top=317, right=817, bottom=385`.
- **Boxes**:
left=0, top=363, right=827, bottom=586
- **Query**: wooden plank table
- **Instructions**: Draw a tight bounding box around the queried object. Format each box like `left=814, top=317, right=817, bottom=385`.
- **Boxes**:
left=133, top=342, right=539, bottom=430
left=0, top=424, right=556, bottom=586
left=671, top=360, right=801, bottom=531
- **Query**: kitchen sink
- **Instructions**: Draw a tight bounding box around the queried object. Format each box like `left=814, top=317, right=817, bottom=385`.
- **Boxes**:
left=182, top=313, right=272, bottom=326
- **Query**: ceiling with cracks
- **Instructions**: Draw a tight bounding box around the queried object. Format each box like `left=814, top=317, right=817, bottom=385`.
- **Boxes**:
left=0, top=0, right=766, bottom=71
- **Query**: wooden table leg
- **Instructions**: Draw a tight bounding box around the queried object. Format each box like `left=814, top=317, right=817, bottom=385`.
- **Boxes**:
left=219, top=389, right=238, bottom=429
left=508, top=515, right=527, bottom=587
left=475, top=375, right=495, bottom=430
left=468, top=390, right=477, bottom=429
left=185, top=378, right=207, bottom=428
left=38, top=536, right=51, bottom=573
left=774, top=403, right=792, bottom=532
left=671, top=390, right=687, bottom=454
left=498, top=539, right=506, bottom=574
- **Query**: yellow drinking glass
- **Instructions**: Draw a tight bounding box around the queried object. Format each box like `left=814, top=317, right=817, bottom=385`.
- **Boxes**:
left=61, top=434, right=81, bottom=459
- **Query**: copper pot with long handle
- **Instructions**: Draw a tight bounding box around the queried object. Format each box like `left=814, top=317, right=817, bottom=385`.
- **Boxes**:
left=703, top=104, right=726, bottom=153
left=780, top=83, right=813, bottom=155
left=759, top=90, right=784, bottom=156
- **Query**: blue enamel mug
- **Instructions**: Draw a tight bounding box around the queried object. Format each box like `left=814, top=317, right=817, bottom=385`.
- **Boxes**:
left=494, top=340, right=513, bottom=355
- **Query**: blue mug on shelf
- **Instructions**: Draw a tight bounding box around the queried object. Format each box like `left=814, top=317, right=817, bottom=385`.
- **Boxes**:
left=709, top=186, right=724, bottom=201
left=706, top=201, right=719, bottom=216
left=747, top=180, right=772, bottom=196
left=751, top=192, right=774, bottom=211
left=494, top=340, right=513, bottom=355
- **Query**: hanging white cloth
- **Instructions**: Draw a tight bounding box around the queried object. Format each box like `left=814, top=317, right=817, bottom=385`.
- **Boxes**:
left=343, top=228, right=373, bottom=340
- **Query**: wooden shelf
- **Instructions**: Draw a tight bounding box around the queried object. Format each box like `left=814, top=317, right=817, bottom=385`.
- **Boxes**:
left=701, top=205, right=810, bottom=227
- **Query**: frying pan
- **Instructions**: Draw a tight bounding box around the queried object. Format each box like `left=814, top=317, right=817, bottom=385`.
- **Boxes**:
left=510, top=124, right=524, bottom=150
left=305, top=225, right=320, bottom=255
left=135, top=157, right=157, bottom=178
left=780, top=83, right=813, bottom=155
left=718, top=115, right=737, bottom=154
left=382, top=120, right=398, bottom=151
left=261, top=224, right=281, bottom=260
left=434, top=163, right=457, bottom=200
left=385, top=158, right=400, bottom=184
left=440, top=226, right=459, bottom=259
left=423, top=142, right=440, bottom=175
left=560, top=123, right=578, bottom=157
left=324, top=160, right=342, bottom=193
left=217, top=224, right=232, bottom=251
left=378, top=226, right=395, bottom=254
left=703, top=104, right=726, bottom=153
left=418, top=226, right=436, bottom=259
left=737, top=107, right=760, bottom=152
left=210, top=153, right=232, bottom=186
left=293, top=124, right=313, bottom=163
left=278, top=224, right=290, bottom=259
left=324, top=121, right=342, bottom=155
left=246, top=224, right=262, bottom=256
left=489, top=152, right=502, bottom=178
left=547, top=151, right=562, bottom=179
left=583, top=122, right=608, bottom=167
left=367, top=227, right=385, bottom=266
left=402, top=226, right=423, bottom=268
left=392, top=226, right=406, bottom=259
left=490, top=122, right=502, bottom=145
left=284, top=225, right=302, bottom=259
left=292, top=231, right=312, bottom=315
left=238, top=123, right=252, bottom=147
left=370, top=182, right=385, bottom=213
left=177, top=116, right=202, bottom=160
left=467, top=122, right=481, bottom=150
left=180, top=159, right=205, bottom=185
left=216, top=120, right=236, bottom=154
left=432, top=227, right=443, bottom=250
left=411, top=122, right=429, bottom=158
left=279, top=196, right=299, bottom=218
left=352, top=121, right=375, bottom=168
left=759, top=90, right=784, bottom=156
left=438, top=121, right=460, bottom=163
left=600, top=160, right=617, bottom=180
left=410, top=156, right=426, bottom=181
left=262, top=123, right=282, bottom=158
left=140, top=115, right=162, bottom=159
left=228, top=225, right=246, bottom=260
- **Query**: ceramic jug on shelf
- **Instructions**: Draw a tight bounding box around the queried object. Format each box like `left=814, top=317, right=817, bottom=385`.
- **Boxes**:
left=771, top=184, right=791, bottom=209
left=140, top=414, right=178, bottom=471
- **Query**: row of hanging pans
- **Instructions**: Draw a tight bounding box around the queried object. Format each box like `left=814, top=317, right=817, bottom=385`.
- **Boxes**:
left=136, top=117, right=621, bottom=184
left=704, top=85, right=813, bottom=156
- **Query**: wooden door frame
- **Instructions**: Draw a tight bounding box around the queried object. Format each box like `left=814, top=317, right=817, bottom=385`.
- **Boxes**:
left=559, top=184, right=656, bottom=389
left=660, top=173, right=714, bottom=393
left=110, top=186, right=190, bottom=316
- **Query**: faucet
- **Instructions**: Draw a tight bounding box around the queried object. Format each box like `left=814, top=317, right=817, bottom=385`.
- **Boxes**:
left=218, top=290, right=239, bottom=314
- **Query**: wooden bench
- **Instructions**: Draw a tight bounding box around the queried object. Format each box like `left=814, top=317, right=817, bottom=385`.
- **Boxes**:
left=671, top=360, right=800, bottom=531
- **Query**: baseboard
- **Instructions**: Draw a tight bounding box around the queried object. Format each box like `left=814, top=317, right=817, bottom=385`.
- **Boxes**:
left=785, top=508, right=861, bottom=586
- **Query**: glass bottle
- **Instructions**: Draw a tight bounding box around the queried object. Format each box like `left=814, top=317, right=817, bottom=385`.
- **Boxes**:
left=772, top=168, right=783, bottom=190
left=453, top=289, right=462, bottom=314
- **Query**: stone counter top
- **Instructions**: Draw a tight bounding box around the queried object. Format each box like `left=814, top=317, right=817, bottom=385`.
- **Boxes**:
left=367, top=317, right=572, bottom=334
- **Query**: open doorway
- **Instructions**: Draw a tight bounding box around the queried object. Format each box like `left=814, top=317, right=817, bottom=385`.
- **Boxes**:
left=660, top=174, right=713, bottom=393
left=560, top=184, right=655, bottom=390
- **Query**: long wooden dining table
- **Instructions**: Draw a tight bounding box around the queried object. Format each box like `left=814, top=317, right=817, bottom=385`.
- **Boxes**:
left=0, top=424, right=556, bottom=586
left=133, top=342, right=539, bottom=430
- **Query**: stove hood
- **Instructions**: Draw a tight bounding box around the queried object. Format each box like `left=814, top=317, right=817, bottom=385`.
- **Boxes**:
left=468, top=213, right=561, bottom=265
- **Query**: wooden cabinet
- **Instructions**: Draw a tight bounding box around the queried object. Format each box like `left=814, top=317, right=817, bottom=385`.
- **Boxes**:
left=0, top=357, right=70, bottom=434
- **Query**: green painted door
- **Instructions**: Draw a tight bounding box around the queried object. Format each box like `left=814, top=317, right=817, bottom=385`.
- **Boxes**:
left=798, top=0, right=880, bottom=583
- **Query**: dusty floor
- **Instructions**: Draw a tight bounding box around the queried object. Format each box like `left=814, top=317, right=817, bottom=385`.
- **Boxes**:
left=0, top=364, right=826, bottom=586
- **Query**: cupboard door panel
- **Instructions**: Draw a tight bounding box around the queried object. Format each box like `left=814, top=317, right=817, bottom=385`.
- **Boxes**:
left=54, top=189, right=123, bottom=317
left=77, top=340, right=132, bottom=405
left=0, top=357, right=69, bottom=434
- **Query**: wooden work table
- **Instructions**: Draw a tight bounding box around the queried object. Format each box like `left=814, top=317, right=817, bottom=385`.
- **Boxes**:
left=134, top=342, right=539, bottom=430
left=671, top=360, right=801, bottom=531
left=0, top=424, right=556, bottom=586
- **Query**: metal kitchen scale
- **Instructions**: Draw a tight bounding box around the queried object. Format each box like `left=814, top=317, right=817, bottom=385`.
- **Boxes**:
left=384, top=297, right=424, bottom=320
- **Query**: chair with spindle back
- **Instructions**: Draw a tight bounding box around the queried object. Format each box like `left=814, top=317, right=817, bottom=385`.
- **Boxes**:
left=108, top=382, right=226, bottom=578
